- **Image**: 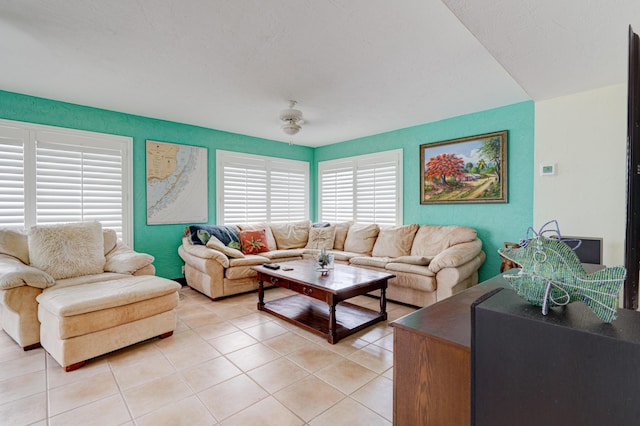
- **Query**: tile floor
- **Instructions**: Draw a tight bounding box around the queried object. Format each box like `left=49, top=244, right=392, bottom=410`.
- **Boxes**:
left=0, top=285, right=417, bottom=426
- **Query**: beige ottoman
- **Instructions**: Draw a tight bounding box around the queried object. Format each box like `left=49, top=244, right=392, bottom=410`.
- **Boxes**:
left=37, top=275, right=181, bottom=371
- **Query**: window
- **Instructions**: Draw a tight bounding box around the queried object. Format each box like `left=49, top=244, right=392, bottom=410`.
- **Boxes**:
left=318, top=149, right=402, bottom=226
left=0, top=119, right=133, bottom=244
left=216, top=150, right=309, bottom=224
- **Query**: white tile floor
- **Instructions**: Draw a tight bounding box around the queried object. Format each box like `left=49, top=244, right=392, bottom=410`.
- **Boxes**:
left=0, top=285, right=417, bottom=425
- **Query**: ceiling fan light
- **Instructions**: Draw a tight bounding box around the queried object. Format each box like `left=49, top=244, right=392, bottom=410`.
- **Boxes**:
left=281, top=122, right=301, bottom=135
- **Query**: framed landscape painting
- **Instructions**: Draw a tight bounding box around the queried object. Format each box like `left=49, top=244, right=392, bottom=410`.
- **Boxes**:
left=420, top=130, right=507, bottom=204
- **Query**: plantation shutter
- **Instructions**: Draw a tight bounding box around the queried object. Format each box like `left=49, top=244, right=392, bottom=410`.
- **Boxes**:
left=318, top=161, right=354, bottom=223
left=219, top=154, right=268, bottom=224
left=35, top=140, right=125, bottom=234
left=270, top=159, right=307, bottom=223
left=0, top=125, right=27, bottom=228
left=318, top=150, right=402, bottom=226
left=0, top=119, right=132, bottom=244
left=217, top=151, right=309, bottom=224
left=355, top=156, right=398, bottom=225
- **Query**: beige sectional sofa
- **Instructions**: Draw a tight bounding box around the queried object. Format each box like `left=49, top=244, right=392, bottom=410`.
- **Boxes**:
left=0, top=222, right=181, bottom=371
left=178, top=221, right=486, bottom=307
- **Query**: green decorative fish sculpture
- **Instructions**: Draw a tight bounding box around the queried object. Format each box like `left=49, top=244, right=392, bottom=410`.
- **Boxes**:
left=498, top=221, right=626, bottom=323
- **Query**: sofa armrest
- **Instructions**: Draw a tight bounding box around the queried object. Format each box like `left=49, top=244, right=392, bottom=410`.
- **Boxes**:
left=0, top=254, right=55, bottom=290
left=179, top=237, right=230, bottom=268
left=428, top=239, right=483, bottom=274
left=435, top=251, right=486, bottom=300
left=104, top=242, right=155, bottom=274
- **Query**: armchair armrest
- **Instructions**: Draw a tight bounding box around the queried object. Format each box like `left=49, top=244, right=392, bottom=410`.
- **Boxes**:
left=179, top=237, right=230, bottom=268
left=104, top=242, right=155, bottom=274
left=0, top=254, right=55, bottom=290
left=428, top=239, right=483, bottom=274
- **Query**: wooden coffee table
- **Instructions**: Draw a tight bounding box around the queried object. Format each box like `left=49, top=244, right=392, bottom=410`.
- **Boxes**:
left=252, top=260, right=395, bottom=344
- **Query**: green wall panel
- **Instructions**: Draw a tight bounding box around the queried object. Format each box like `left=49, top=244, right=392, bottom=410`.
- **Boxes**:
left=316, top=101, right=535, bottom=282
left=0, top=90, right=314, bottom=279
left=0, top=89, right=533, bottom=283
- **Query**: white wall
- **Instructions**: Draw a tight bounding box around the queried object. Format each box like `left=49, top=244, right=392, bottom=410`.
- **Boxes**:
left=534, top=84, right=627, bottom=266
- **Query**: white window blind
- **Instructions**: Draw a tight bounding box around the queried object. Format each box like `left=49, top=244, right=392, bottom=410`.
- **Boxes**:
left=318, top=149, right=402, bottom=226
left=318, top=161, right=354, bottom=223
left=0, top=120, right=133, bottom=244
left=217, top=150, right=309, bottom=224
left=0, top=127, right=27, bottom=228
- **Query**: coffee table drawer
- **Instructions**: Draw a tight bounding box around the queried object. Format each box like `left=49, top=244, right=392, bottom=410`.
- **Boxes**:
left=286, top=281, right=326, bottom=302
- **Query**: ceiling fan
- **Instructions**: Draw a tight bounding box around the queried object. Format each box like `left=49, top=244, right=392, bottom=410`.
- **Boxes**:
left=279, top=100, right=305, bottom=136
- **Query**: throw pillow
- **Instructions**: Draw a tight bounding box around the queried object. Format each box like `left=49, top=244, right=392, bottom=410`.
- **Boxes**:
left=239, top=229, right=270, bottom=255
left=343, top=223, right=380, bottom=255
left=332, top=221, right=353, bottom=250
left=28, top=221, right=105, bottom=280
left=269, top=220, right=311, bottom=249
left=186, top=225, right=240, bottom=246
left=206, top=236, right=245, bottom=258
left=237, top=223, right=277, bottom=250
left=305, top=226, right=336, bottom=250
left=371, top=224, right=419, bottom=258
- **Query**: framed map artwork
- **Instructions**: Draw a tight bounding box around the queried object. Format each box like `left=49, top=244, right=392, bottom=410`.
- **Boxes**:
left=146, top=140, right=208, bottom=224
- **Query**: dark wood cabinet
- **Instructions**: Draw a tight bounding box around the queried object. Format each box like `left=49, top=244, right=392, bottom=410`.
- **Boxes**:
left=390, top=275, right=506, bottom=425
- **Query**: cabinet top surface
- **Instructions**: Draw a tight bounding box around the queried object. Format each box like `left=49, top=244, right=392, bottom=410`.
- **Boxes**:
left=390, top=274, right=507, bottom=347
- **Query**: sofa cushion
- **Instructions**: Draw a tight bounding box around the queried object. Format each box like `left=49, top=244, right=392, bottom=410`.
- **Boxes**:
left=343, top=224, right=380, bottom=255
left=331, top=250, right=366, bottom=262
left=411, top=225, right=477, bottom=257
left=28, top=221, right=105, bottom=280
left=270, top=220, right=311, bottom=249
left=228, top=254, right=270, bottom=267
left=239, top=229, right=270, bottom=254
left=39, top=291, right=178, bottom=340
left=0, top=254, right=55, bottom=290
left=393, top=255, right=433, bottom=266
left=332, top=222, right=353, bottom=251
left=237, top=223, right=277, bottom=251
left=206, top=236, right=245, bottom=259
left=36, top=275, right=181, bottom=317
left=349, top=256, right=391, bottom=268
left=371, top=224, right=419, bottom=258
left=260, top=249, right=305, bottom=260
left=104, top=242, right=155, bottom=274
left=305, top=225, right=336, bottom=250
left=385, top=262, right=435, bottom=277
left=54, top=272, right=133, bottom=290
left=0, top=229, right=30, bottom=264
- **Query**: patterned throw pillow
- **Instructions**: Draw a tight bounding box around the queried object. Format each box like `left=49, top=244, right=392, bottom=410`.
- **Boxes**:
left=239, top=229, right=270, bottom=255
left=305, top=225, right=336, bottom=250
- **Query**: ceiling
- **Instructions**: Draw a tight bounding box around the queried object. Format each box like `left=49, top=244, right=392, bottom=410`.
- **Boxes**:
left=0, top=1, right=638, bottom=147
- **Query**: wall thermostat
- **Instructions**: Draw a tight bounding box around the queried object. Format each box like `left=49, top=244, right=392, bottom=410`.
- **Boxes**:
left=540, top=163, right=557, bottom=176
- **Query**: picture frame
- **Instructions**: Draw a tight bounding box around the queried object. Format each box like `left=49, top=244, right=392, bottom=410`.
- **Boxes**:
left=420, top=130, right=507, bottom=204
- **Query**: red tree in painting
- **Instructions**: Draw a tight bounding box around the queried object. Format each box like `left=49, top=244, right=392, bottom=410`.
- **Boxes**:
left=425, top=153, right=465, bottom=186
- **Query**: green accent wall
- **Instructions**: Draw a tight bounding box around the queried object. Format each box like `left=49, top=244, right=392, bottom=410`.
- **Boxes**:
left=0, top=90, right=315, bottom=279
left=315, top=101, right=535, bottom=282
left=0, top=90, right=533, bottom=282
